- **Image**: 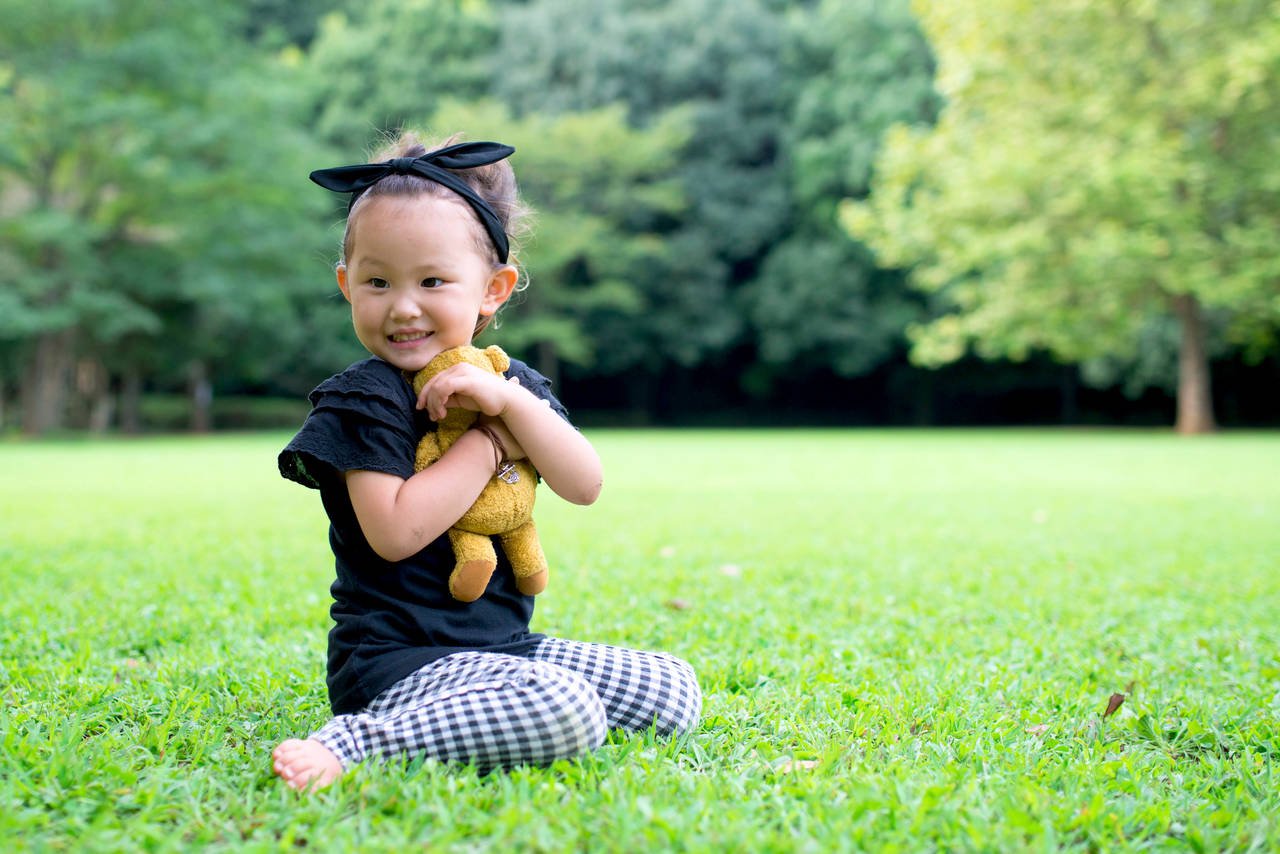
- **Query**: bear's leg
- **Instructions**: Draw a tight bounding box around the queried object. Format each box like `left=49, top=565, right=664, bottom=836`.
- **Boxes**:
left=500, top=521, right=548, bottom=596
left=447, top=529, right=497, bottom=602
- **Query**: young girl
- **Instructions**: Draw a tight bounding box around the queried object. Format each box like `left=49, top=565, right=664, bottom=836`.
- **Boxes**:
left=272, top=135, right=701, bottom=790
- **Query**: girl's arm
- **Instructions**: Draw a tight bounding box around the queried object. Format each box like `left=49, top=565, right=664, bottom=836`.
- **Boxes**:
left=495, top=387, right=602, bottom=505
left=345, top=428, right=502, bottom=562
left=419, top=365, right=603, bottom=506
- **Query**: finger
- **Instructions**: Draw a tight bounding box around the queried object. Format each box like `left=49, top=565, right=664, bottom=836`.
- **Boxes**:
left=417, top=364, right=472, bottom=409
left=433, top=385, right=479, bottom=421
left=424, top=377, right=456, bottom=421
left=432, top=388, right=456, bottom=422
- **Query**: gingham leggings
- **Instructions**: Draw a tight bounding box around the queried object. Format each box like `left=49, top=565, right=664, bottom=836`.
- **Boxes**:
left=311, top=637, right=701, bottom=773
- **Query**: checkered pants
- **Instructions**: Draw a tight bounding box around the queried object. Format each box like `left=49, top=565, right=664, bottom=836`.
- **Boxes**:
left=311, top=637, right=701, bottom=773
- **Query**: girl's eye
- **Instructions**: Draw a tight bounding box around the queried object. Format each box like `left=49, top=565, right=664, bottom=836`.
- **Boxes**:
left=369, top=278, right=389, bottom=289
left=421, top=277, right=444, bottom=289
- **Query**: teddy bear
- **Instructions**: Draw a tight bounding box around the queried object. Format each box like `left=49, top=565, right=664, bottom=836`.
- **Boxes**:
left=411, top=345, right=548, bottom=602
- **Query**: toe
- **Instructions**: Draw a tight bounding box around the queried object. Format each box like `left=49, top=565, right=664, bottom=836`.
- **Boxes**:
left=273, top=738, right=306, bottom=756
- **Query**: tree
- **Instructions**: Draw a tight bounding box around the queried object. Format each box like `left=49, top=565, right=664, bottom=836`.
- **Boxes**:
left=844, top=0, right=1280, bottom=433
left=0, top=0, right=331, bottom=433
left=302, top=0, right=498, bottom=153
left=242, top=0, right=347, bottom=48
left=741, top=0, right=940, bottom=386
left=494, top=0, right=794, bottom=381
left=427, top=100, right=690, bottom=386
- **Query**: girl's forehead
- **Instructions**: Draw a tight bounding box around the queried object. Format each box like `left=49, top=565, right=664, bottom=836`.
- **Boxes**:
left=348, top=193, right=487, bottom=262
left=352, top=195, right=477, bottom=240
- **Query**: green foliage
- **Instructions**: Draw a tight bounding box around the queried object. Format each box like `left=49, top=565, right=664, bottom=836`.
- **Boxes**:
left=0, top=0, right=234, bottom=345
left=133, top=395, right=311, bottom=431
left=742, top=0, right=940, bottom=382
left=242, top=0, right=347, bottom=48
left=495, top=0, right=796, bottom=368
left=784, top=0, right=942, bottom=218
left=844, top=0, right=1280, bottom=371
left=303, top=0, right=499, bottom=152
left=4, top=0, right=1275, bottom=431
left=491, top=0, right=944, bottom=389
left=2, top=431, right=1279, bottom=848
left=427, top=101, right=691, bottom=376
left=0, top=0, right=336, bottom=402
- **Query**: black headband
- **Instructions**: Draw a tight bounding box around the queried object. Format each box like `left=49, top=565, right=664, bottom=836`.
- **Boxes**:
left=309, top=141, right=515, bottom=263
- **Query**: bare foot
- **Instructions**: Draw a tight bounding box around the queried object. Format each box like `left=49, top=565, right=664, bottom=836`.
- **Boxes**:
left=272, top=738, right=343, bottom=791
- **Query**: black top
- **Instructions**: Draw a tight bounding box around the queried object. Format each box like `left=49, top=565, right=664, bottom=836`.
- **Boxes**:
left=278, top=356, right=570, bottom=715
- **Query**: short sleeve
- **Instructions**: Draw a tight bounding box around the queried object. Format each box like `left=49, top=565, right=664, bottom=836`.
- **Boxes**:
left=279, top=359, right=419, bottom=489
left=505, top=359, right=572, bottom=425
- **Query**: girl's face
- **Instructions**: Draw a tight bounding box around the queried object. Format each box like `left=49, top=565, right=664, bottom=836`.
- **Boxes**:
left=337, top=195, right=516, bottom=373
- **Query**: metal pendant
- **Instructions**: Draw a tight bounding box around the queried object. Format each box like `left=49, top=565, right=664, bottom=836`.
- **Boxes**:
left=497, top=462, right=520, bottom=484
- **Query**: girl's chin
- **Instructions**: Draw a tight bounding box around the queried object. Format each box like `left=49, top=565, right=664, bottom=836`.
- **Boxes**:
left=379, top=348, right=440, bottom=372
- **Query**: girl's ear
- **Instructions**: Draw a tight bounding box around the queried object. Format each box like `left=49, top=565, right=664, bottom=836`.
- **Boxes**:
left=336, top=264, right=351, bottom=303
left=480, top=265, right=518, bottom=316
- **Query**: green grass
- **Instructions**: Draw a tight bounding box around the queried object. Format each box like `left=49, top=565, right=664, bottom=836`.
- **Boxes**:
left=2, top=429, right=1278, bottom=852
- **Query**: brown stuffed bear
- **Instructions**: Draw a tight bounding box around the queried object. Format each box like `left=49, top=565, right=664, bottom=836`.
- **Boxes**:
left=411, top=345, right=548, bottom=602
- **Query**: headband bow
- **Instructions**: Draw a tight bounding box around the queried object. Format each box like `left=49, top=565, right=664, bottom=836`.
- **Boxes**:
left=309, top=141, right=515, bottom=263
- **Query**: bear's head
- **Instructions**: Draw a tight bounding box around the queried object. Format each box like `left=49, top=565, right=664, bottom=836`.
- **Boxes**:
left=412, top=345, right=510, bottom=397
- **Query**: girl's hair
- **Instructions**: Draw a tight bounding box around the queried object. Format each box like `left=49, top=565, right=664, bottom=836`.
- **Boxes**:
left=342, top=131, right=533, bottom=335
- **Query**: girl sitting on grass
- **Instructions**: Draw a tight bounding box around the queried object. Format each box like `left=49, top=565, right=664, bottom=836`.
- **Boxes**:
left=273, top=134, right=701, bottom=790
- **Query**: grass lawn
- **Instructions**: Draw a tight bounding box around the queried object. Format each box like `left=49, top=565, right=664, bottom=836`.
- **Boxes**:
left=2, top=429, right=1277, bottom=851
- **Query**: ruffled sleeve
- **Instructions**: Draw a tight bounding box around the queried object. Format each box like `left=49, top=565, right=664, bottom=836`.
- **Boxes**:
left=278, top=359, right=419, bottom=489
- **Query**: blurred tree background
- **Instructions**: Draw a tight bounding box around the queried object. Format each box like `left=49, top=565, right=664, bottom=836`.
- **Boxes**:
left=1, top=0, right=1276, bottom=434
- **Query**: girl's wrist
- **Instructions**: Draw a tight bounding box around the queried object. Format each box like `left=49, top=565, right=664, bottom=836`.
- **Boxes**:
left=469, top=423, right=507, bottom=473
left=494, top=375, right=528, bottom=416
left=499, top=382, right=545, bottom=421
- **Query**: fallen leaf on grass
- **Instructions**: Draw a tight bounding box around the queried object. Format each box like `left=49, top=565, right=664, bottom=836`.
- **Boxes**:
left=1026, top=724, right=1050, bottom=736
left=664, top=598, right=693, bottom=611
left=719, top=564, right=742, bottom=577
left=775, top=759, right=819, bottom=773
left=1103, top=692, right=1126, bottom=719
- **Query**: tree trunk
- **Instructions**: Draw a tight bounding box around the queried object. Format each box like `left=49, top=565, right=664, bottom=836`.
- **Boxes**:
left=88, top=380, right=115, bottom=433
left=1172, top=293, right=1216, bottom=434
left=120, top=368, right=142, bottom=434
left=75, top=357, right=114, bottom=434
left=20, top=328, right=74, bottom=435
left=188, top=359, right=213, bottom=433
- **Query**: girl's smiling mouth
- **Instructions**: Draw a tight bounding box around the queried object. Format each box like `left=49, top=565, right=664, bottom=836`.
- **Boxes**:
left=389, top=331, right=431, bottom=344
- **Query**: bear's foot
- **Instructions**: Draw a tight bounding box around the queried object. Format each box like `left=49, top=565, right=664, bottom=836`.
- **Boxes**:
left=515, top=569, right=548, bottom=596
left=450, top=560, right=497, bottom=602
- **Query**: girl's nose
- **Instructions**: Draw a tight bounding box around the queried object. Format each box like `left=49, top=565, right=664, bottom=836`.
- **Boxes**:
left=390, top=292, right=422, bottom=320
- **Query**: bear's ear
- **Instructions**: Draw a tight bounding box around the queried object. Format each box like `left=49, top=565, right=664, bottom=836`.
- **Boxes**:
left=484, top=345, right=510, bottom=374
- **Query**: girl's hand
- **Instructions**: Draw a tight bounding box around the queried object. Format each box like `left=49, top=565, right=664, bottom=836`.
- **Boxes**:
left=417, top=364, right=521, bottom=422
